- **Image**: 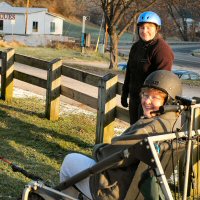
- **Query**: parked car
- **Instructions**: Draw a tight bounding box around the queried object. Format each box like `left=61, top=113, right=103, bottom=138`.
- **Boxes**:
left=118, top=64, right=200, bottom=81
left=172, top=70, right=200, bottom=80
left=118, top=62, right=127, bottom=71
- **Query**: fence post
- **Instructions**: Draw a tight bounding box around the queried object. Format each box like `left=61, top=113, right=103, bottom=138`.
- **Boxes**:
left=1, top=48, right=15, bottom=102
left=45, top=58, right=62, bottom=121
left=96, top=73, right=118, bottom=144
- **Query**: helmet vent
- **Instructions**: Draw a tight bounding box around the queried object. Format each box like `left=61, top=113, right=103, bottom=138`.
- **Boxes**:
left=137, top=11, right=161, bottom=26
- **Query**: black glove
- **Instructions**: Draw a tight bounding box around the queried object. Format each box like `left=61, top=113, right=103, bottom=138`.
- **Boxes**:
left=121, top=95, right=128, bottom=107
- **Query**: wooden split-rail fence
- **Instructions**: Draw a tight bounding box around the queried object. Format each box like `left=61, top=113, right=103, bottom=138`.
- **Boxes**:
left=0, top=48, right=129, bottom=144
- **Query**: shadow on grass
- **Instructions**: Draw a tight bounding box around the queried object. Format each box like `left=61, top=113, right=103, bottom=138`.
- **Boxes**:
left=0, top=99, right=95, bottom=197
left=0, top=172, right=28, bottom=199
left=0, top=103, right=45, bottom=119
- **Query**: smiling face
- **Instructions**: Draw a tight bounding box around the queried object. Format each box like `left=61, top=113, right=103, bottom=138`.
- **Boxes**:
left=141, top=88, right=167, bottom=118
left=139, top=22, right=158, bottom=42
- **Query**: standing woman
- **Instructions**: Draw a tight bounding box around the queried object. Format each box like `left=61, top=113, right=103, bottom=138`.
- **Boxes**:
left=121, top=11, right=174, bottom=125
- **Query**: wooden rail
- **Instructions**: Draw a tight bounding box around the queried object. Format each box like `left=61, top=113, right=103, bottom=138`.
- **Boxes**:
left=0, top=48, right=129, bottom=143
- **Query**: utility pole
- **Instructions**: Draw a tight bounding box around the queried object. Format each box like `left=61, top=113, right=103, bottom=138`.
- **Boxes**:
left=81, top=16, right=89, bottom=53
left=11, top=19, right=15, bottom=40
left=25, top=0, right=29, bottom=35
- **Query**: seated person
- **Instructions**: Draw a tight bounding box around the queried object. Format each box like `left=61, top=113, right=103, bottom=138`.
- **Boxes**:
left=60, top=70, right=183, bottom=200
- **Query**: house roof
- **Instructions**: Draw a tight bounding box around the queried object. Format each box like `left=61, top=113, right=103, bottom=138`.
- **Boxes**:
left=46, top=12, right=65, bottom=20
left=0, top=2, right=48, bottom=14
left=0, top=2, right=65, bottom=20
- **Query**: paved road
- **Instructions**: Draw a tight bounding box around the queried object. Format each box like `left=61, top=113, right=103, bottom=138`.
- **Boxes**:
left=118, top=43, right=200, bottom=70
left=172, top=45, right=200, bottom=69
left=118, top=43, right=200, bottom=97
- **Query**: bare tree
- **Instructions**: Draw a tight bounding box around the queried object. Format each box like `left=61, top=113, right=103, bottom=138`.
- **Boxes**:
left=166, top=0, right=200, bottom=41
left=6, top=0, right=81, bottom=17
left=95, top=0, right=157, bottom=69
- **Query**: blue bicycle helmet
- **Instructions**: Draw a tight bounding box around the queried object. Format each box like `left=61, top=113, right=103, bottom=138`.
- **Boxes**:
left=137, top=11, right=161, bottom=27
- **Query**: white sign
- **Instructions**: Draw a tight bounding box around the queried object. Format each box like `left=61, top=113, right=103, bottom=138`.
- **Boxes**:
left=83, top=16, right=90, bottom=21
left=0, top=13, right=15, bottom=20
left=11, top=19, right=15, bottom=25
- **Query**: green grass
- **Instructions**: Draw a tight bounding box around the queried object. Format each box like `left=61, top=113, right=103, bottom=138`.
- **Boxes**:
left=0, top=97, right=95, bottom=198
left=192, top=49, right=200, bottom=57
left=181, top=79, right=200, bottom=87
left=0, top=46, right=111, bottom=63
left=63, top=20, right=133, bottom=43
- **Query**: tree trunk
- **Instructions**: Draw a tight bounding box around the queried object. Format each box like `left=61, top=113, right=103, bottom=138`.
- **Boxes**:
left=132, top=15, right=138, bottom=42
left=182, top=20, right=188, bottom=41
left=109, top=27, right=119, bottom=70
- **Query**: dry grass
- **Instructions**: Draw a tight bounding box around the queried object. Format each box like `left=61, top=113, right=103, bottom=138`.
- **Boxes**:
left=0, top=40, right=26, bottom=48
left=46, top=40, right=80, bottom=50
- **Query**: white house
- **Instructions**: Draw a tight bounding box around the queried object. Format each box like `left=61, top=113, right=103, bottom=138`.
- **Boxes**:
left=0, top=2, right=64, bottom=35
left=186, top=18, right=200, bottom=33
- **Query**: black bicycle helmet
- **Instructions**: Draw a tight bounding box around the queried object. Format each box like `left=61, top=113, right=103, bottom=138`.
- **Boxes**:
left=143, top=70, right=182, bottom=101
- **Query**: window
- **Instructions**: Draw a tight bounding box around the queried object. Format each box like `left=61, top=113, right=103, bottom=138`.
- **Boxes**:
left=50, top=22, right=55, bottom=32
left=32, top=21, right=38, bottom=32
left=0, top=20, right=3, bottom=30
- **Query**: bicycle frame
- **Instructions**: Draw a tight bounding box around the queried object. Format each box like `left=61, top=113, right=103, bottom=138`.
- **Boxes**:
left=22, top=102, right=200, bottom=200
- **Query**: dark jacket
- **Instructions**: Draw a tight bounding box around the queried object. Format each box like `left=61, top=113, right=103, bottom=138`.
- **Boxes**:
left=122, top=35, right=174, bottom=98
left=89, top=112, right=180, bottom=200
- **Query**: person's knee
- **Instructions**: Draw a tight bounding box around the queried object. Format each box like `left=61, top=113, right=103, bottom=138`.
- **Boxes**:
left=61, top=153, right=80, bottom=168
left=60, top=153, right=77, bottom=182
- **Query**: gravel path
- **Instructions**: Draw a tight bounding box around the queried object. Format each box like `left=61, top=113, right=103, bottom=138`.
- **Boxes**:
left=13, top=87, right=96, bottom=117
